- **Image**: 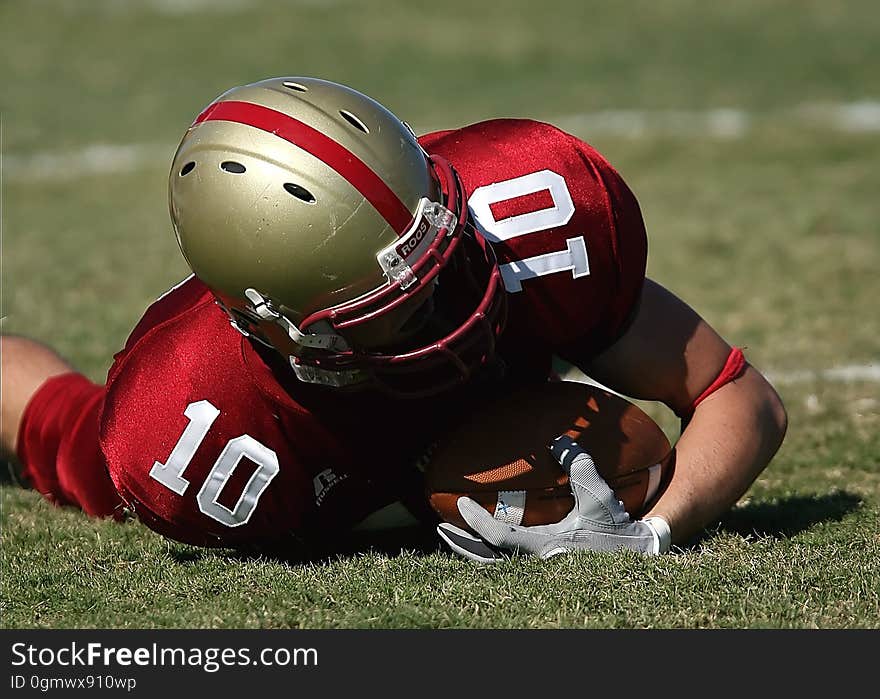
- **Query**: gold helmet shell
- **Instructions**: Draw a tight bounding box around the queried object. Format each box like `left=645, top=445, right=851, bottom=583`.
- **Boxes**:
left=169, top=77, right=505, bottom=395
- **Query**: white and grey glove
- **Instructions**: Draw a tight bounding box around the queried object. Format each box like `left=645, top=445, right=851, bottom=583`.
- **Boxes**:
left=437, top=435, right=671, bottom=563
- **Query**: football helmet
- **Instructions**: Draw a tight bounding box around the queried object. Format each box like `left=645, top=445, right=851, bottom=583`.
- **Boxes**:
left=169, top=77, right=506, bottom=396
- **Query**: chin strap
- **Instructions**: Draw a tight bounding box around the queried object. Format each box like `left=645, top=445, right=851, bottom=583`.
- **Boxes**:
left=244, top=288, right=349, bottom=352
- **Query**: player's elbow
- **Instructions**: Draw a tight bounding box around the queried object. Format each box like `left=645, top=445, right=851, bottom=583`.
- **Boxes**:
left=716, top=366, right=788, bottom=482
left=754, top=370, right=788, bottom=462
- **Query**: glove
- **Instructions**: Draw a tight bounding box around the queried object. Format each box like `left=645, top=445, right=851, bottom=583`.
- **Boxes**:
left=437, top=435, right=672, bottom=563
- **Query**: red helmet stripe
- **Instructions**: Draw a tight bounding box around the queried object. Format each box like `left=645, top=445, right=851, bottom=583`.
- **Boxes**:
left=194, top=100, right=414, bottom=235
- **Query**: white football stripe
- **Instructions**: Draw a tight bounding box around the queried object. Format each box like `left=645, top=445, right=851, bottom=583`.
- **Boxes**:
left=644, top=463, right=663, bottom=508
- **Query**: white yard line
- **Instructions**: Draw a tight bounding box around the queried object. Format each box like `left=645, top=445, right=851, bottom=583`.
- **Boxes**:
left=143, top=0, right=345, bottom=12
left=5, top=100, right=879, bottom=183
left=53, top=0, right=342, bottom=13
left=4, top=143, right=170, bottom=183
left=554, top=107, right=753, bottom=139
left=766, top=364, right=880, bottom=385
left=554, top=100, right=880, bottom=138
left=144, top=0, right=255, bottom=12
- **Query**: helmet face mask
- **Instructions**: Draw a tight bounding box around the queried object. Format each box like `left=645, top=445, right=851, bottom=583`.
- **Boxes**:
left=170, top=77, right=506, bottom=396
left=341, top=278, right=439, bottom=350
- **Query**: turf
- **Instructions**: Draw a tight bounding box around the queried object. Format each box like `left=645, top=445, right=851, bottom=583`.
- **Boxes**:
left=2, top=0, right=878, bottom=629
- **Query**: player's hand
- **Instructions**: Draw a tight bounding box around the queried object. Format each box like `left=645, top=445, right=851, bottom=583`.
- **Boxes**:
left=436, top=435, right=671, bottom=563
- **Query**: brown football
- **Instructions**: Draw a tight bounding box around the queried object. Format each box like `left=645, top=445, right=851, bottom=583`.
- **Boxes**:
left=423, top=380, right=675, bottom=531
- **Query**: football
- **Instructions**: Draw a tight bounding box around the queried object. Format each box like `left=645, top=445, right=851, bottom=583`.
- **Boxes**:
left=423, top=380, right=675, bottom=531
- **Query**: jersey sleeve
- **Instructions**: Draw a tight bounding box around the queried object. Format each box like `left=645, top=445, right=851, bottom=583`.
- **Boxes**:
left=106, top=274, right=211, bottom=381
left=16, top=372, right=124, bottom=518
left=422, top=119, right=647, bottom=364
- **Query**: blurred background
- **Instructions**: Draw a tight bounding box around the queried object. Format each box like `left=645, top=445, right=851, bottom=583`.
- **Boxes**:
left=3, top=0, right=878, bottom=432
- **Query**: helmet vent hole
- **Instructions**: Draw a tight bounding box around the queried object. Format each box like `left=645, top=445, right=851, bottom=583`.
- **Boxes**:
left=179, top=161, right=196, bottom=176
left=283, top=182, right=316, bottom=204
left=220, top=161, right=246, bottom=174
left=339, top=110, right=369, bottom=134
left=282, top=81, right=309, bottom=92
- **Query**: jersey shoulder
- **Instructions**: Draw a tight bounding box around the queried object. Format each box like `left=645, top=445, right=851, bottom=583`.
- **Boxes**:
left=420, top=118, right=616, bottom=187
left=100, top=277, right=317, bottom=549
left=420, top=118, right=577, bottom=153
left=99, top=277, right=429, bottom=551
left=107, top=275, right=214, bottom=379
left=424, top=119, right=648, bottom=363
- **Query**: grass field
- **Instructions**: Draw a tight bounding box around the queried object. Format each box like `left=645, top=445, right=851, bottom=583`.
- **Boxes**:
left=2, top=0, right=878, bottom=629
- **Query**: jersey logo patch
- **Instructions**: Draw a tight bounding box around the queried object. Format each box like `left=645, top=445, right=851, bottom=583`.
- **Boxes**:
left=313, top=468, right=349, bottom=507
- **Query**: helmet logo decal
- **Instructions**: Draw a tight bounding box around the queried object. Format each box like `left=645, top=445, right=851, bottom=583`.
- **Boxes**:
left=375, top=198, right=456, bottom=290
left=399, top=218, right=430, bottom=257
left=194, top=100, right=414, bottom=235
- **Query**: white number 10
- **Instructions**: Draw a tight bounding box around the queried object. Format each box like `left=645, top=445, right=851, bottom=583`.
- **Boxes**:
left=149, top=400, right=280, bottom=527
left=469, top=169, right=590, bottom=293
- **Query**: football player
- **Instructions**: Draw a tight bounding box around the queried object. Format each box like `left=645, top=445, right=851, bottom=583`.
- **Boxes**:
left=1, top=77, right=787, bottom=559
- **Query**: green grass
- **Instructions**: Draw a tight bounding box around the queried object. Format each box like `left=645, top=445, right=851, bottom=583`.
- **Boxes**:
left=2, top=0, right=879, bottom=628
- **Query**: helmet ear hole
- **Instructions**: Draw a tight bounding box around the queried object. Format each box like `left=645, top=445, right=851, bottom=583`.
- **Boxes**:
left=283, top=182, right=316, bottom=204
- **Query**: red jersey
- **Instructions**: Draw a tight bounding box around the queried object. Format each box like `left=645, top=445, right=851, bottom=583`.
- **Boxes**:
left=30, top=119, right=646, bottom=552
left=422, top=119, right=646, bottom=361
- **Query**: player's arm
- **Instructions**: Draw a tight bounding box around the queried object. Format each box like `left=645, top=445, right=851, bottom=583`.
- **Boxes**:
left=438, top=278, right=788, bottom=561
left=578, top=278, right=788, bottom=545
